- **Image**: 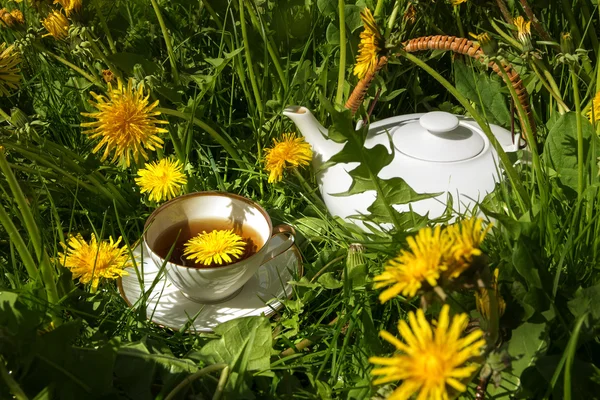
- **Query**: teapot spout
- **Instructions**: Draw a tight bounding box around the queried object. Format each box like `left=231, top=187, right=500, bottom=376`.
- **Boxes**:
left=283, top=106, right=343, bottom=161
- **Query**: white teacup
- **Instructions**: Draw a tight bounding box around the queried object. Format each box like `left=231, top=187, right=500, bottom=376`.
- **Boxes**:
left=143, top=192, right=296, bottom=303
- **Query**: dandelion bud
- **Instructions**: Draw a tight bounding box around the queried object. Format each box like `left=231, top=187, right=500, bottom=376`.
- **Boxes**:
left=470, top=32, right=498, bottom=56
left=561, top=32, right=574, bottom=55
left=514, top=16, right=533, bottom=52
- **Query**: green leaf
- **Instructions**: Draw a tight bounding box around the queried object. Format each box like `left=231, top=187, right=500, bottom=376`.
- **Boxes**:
left=344, top=5, right=363, bottom=32
left=325, top=22, right=340, bottom=45
left=317, top=0, right=337, bottom=17
left=294, top=217, right=328, bottom=241
left=106, top=53, right=160, bottom=76
left=379, top=88, right=407, bottom=102
left=504, top=322, right=549, bottom=392
left=454, top=59, right=511, bottom=127
left=113, top=342, right=156, bottom=400
left=568, top=282, right=600, bottom=325
left=198, top=316, right=272, bottom=372
left=512, top=241, right=543, bottom=289
left=324, top=105, right=438, bottom=227
left=544, top=112, right=599, bottom=192
left=317, top=272, right=343, bottom=289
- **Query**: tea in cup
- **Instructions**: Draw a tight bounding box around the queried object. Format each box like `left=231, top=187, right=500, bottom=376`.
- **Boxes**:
left=143, top=192, right=295, bottom=303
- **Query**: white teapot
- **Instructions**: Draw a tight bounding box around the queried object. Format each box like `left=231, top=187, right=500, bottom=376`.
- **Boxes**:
left=283, top=106, right=518, bottom=227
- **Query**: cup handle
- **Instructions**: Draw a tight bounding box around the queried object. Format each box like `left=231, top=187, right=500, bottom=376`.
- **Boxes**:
left=262, top=224, right=296, bottom=263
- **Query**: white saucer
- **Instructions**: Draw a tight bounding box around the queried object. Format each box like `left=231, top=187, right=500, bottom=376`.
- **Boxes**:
left=118, top=236, right=303, bottom=332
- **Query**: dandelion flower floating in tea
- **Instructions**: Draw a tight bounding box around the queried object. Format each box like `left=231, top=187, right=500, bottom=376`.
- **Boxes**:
left=588, top=91, right=600, bottom=124
left=0, top=43, right=22, bottom=96
left=81, top=78, right=168, bottom=167
left=373, top=225, right=452, bottom=302
left=135, top=158, right=187, bottom=203
left=476, top=268, right=506, bottom=320
left=369, top=305, right=486, bottom=400
left=353, top=8, right=384, bottom=80
left=263, top=133, right=313, bottom=183
left=184, top=229, right=246, bottom=266
left=41, top=10, right=70, bottom=40
left=58, top=234, right=132, bottom=290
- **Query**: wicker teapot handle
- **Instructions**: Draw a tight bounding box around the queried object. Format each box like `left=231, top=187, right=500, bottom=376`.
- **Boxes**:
left=345, top=35, right=536, bottom=137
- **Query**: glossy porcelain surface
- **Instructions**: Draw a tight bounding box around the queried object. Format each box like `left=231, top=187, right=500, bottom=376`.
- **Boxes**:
left=282, top=107, right=517, bottom=227
left=144, top=192, right=294, bottom=303
left=119, top=240, right=301, bottom=332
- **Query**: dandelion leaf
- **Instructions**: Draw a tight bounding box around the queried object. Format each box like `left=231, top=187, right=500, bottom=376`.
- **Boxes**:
left=323, top=101, right=437, bottom=228
left=454, top=59, right=511, bottom=127
left=544, top=112, right=599, bottom=193
left=197, top=316, right=271, bottom=372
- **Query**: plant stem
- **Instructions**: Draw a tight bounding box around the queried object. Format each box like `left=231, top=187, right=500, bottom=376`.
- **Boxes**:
left=571, top=68, right=585, bottom=197
left=238, top=0, right=263, bottom=115
left=292, top=168, right=327, bottom=211
left=0, top=203, right=40, bottom=281
left=0, top=359, right=28, bottom=400
left=385, top=0, right=401, bottom=38
left=33, top=43, right=103, bottom=88
left=494, top=0, right=512, bottom=24
left=399, top=51, right=529, bottom=211
left=0, top=148, right=42, bottom=260
left=335, top=0, right=346, bottom=106
left=243, top=0, right=287, bottom=90
left=374, top=0, right=385, bottom=17
left=212, top=366, right=230, bottom=400
left=150, top=0, right=179, bottom=83
left=83, top=30, right=122, bottom=81
left=454, top=7, right=465, bottom=38
left=92, top=0, right=117, bottom=54
left=157, top=107, right=246, bottom=169
left=530, top=59, right=570, bottom=113
left=164, top=364, right=228, bottom=400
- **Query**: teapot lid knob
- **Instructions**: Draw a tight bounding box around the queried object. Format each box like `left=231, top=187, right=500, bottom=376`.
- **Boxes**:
left=419, top=111, right=459, bottom=134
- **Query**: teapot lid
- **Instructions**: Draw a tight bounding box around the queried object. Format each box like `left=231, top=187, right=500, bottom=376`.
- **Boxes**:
left=392, top=111, right=485, bottom=162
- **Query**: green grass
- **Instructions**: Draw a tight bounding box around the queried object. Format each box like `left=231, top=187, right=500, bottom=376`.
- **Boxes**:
left=1, top=0, right=600, bottom=399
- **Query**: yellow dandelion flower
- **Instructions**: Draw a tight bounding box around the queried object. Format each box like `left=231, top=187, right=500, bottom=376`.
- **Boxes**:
left=373, top=226, right=453, bottom=302
left=102, top=69, right=114, bottom=83
left=263, top=133, right=313, bottom=184
left=469, top=32, right=498, bottom=55
left=476, top=268, right=506, bottom=320
left=41, top=10, right=70, bottom=40
left=0, top=43, right=21, bottom=96
left=514, top=16, right=531, bottom=43
left=0, top=8, right=24, bottom=28
left=53, top=0, right=81, bottom=16
left=184, top=229, right=246, bottom=266
left=369, top=304, right=486, bottom=400
left=81, top=78, right=168, bottom=167
left=353, top=8, right=384, bottom=80
left=135, top=158, right=187, bottom=203
left=403, top=3, right=416, bottom=24
left=588, top=91, right=600, bottom=124
left=10, top=9, right=24, bottom=25
left=451, top=0, right=467, bottom=5
left=58, top=234, right=132, bottom=290
left=444, top=217, right=491, bottom=279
